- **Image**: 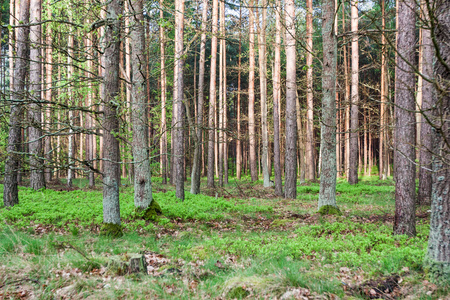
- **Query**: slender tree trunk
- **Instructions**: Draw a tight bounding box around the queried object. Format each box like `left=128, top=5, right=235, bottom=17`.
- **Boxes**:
left=174, top=0, right=185, bottom=200
left=418, top=2, right=433, bottom=205
left=363, top=107, right=368, bottom=176
left=318, top=0, right=338, bottom=209
left=393, top=0, right=416, bottom=236
left=29, top=0, right=45, bottom=190
left=284, top=0, right=297, bottom=199
left=102, top=0, right=123, bottom=226
left=236, top=5, right=242, bottom=180
left=44, top=1, right=53, bottom=183
left=272, top=0, right=282, bottom=195
left=160, top=0, right=168, bottom=184
left=129, top=0, right=153, bottom=209
left=425, top=0, right=450, bottom=280
left=4, top=0, right=29, bottom=207
left=306, top=0, right=315, bottom=181
left=379, top=0, right=388, bottom=180
left=248, top=0, right=258, bottom=182
left=191, top=0, right=208, bottom=194
left=67, top=24, right=74, bottom=188
left=348, top=0, right=359, bottom=184
left=218, top=0, right=224, bottom=187
left=207, top=0, right=218, bottom=188
left=86, top=23, right=95, bottom=188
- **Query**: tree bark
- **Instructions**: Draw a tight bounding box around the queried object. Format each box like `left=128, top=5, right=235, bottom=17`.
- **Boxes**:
left=236, top=5, right=242, bottom=180
left=284, top=0, right=297, bottom=199
left=28, top=0, right=45, bottom=190
left=207, top=0, right=218, bottom=188
left=191, top=0, right=208, bottom=194
left=306, top=0, right=315, bottom=181
left=379, top=0, right=388, bottom=180
left=44, top=1, right=53, bottom=183
left=3, top=0, right=29, bottom=207
left=425, top=0, right=450, bottom=280
left=348, top=0, right=359, bottom=184
left=174, top=0, right=185, bottom=200
left=318, top=0, right=338, bottom=209
left=248, top=0, right=258, bottom=182
left=418, top=2, right=433, bottom=205
left=159, top=0, right=168, bottom=185
left=129, top=0, right=153, bottom=208
left=393, top=0, right=416, bottom=236
left=102, top=0, right=123, bottom=225
left=272, top=0, right=282, bottom=195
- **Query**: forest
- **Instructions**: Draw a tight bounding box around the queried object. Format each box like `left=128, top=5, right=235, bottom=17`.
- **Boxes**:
left=0, top=0, right=449, bottom=298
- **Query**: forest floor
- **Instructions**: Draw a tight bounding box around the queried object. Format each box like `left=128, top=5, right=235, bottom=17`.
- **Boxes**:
left=0, top=176, right=448, bottom=299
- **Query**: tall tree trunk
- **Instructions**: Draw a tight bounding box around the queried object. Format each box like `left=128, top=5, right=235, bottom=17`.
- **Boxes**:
left=418, top=2, right=433, bottom=205
left=160, top=0, right=168, bottom=184
left=86, top=22, right=95, bottom=188
left=102, top=0, right=123, bottom=227
left=258, top=0, right=270, bottom=187
left=44, top=1, right=53, bottom=183
left=306, top=0, right=315, bottom=181
left=67, top=27, right=74, bottom=188
left=425, top=0, right=450, bottom=281
left=130, top=0, right=153, bottom=209
left=207, top=0, right=218, bottom=188
left=248, top=0, right=258, bottom=182
left=348, top=0, right=359, bottom=184
left=236, top=5, right=242, bottom=180
left=272, top=0, right=282, bottom=195
left=318, top=0, right=338, bottom=210
left=174, top=0, right=185, bottom=200
left=218, top=0, right=224, bottom=187
left=284, top=0, right=297, bottom=199
left=379, top=0, right=388, bottom=180
left=3, top=0, right=29, bottom=207
left=393, top=0, right=416, bottom=236
left=191, top=0, right=207, bottom=194
left=29, top=0, right=44, bottom=190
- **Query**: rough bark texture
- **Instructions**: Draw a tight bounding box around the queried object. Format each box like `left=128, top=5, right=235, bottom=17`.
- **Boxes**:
left=284, top=0, right=297, bottom=199
left=191, top=0, right=207, bottom=194
left=348, top=0, right=359, bottom=185
left=272, top=0, right=282, bottom=196
left=248, top=0, right=257, bottom=182
left=102, top=0, right=123, bottom=226
left=130, top=0, right=152, bottom=209
left=425, top=0, right=450, bottom=283
left=218, top=0, right=225, bottom=187
left=207, top=0, right=218, bottom=188
left=379, top=0, right=388, bottom=180
left=393, top=0, right=416, bottom=236
left=318, top=0, right=338, bottom=209
left=418, top=4, right=433, bottom=205
left=236, top=6, right=242, bottom=180
left=174, top=0, right=185, bottom=200
left=306, top=0, right=315, bottom=181
left=4, top=0, right=29, bottom=207
left=67, top=29, right=74, bottom=188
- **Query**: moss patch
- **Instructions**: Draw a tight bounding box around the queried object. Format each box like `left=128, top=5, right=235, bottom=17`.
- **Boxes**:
left=136, top=200, right=163, bottom=221
left=317, top=205, right=342, bottom=216
left=100, top=223, right=123, bottom=238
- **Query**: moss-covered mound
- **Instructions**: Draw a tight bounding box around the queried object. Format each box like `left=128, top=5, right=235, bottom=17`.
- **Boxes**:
left=317, top=205, right=342, bottom=216
left=100, top=223, right=123, bottom=238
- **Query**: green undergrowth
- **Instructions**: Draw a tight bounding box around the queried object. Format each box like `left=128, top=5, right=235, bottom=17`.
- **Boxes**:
left=0, top=185, right=272, bottom=231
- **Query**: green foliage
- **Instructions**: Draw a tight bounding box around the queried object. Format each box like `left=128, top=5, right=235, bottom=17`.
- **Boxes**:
left=317, top=205, right=342, bottom=215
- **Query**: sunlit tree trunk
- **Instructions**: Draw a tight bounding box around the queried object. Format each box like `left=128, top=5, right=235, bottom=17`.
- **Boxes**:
left=318, top=0, right=338, bottom=209
left=218, top=0, right=224, bottom=186
left=284, top=0, right=297, bottom=199
left=379, top=0, right=388, bottom=180
left=393, top=0, right=416, bottom=236
left=44, top=1, right=53, bottom=183
left=102, top=0, right=123, bottom=226
left=348, top=0, right=359, bottom=184
left=67, top=22, right=74, bottom=188
left=207, top=0, right=218, bottom=188
left=306, top=0, right=315, bottom=181
left=4, top=0, right=29, bottom=207
left=236, top=5, right=242, bottom=180
left=248, top=0, right=258, bottom=182
left=86, top=23, right=95, bottom=188
left=191, top=0, right=208, bottom=194
left=174, top=0, right=185, bottom=200
left=272, top=0, right=282, bottom=195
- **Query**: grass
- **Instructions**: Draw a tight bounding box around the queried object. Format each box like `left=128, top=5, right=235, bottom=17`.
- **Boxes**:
left=0, top=176, right=447, bottom=299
